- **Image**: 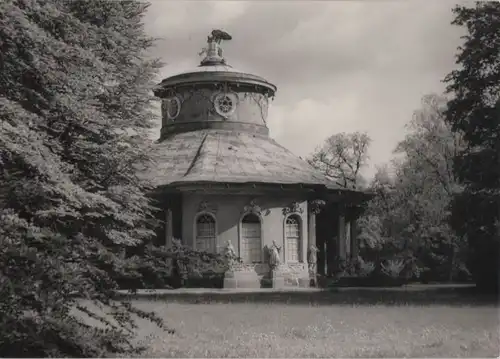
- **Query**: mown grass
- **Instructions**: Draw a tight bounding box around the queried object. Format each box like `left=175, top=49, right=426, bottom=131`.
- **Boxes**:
left=126, top=289, right=499, bottom=358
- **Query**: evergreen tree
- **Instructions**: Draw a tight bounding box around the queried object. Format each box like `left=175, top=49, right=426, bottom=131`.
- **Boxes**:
left=0, top=0, right=168, bottom=356
left=443, top=1, right=500, bottom=292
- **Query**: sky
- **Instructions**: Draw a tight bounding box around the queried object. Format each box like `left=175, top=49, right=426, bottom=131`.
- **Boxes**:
left=143, top=0, right=469, bottom=179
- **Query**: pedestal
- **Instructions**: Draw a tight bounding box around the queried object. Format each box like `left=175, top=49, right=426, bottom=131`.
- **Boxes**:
left=223, top=269, right=260, bottom=289
left=308, top=264, right=318, bottom=287
left=298, top=277, right=311, bottom=287
left=269, top=269, right=285, bottom=289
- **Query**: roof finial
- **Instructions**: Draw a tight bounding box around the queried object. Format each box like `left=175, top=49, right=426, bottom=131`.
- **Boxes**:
left=199, top=29, right=232, bottom=66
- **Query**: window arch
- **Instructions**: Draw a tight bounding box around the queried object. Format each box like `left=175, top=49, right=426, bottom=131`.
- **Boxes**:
left=240, top=213, right=262, bottom=263
left=285, top=214, right=302, bottom=262
left=194, top=213, right=217, bottom=253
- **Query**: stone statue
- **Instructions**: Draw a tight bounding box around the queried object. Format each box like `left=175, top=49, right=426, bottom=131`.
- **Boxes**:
left=209, top=29, right=232, bottom=44
left=307, top=244, right=319, bottom=275
left=224, top=240, right=237, bottom=270
left=268, top=240, right=281, bottom=270
left=200, top=29, right=232, bottom=60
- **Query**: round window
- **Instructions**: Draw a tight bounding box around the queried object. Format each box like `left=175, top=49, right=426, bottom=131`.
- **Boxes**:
left=214, top=93, right=237, bottom=118
left=163, top=96, right=181, bottom=121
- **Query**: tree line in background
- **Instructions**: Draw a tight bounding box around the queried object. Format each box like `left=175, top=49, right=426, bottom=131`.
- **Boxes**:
left=309, top=94, right=469, bottom=283
left=308, top=2, right=499, bottom=292
left=0, top=0, right=498, bottom=357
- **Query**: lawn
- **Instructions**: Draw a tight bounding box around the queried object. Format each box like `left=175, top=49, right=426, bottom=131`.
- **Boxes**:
left=123, top=289, right=499, bottom=358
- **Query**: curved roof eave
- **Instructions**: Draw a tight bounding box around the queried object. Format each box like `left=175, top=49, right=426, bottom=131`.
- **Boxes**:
left=155, top=70, right=277, bottom=95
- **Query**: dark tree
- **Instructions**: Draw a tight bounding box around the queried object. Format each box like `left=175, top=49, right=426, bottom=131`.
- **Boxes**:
left=0, top=0, right=169, bottom=356
left=443, top=1, right=500, bottom=292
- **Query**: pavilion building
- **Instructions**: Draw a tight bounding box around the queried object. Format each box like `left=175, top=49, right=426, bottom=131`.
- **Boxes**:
left=149, top=31, right=370, bottom=288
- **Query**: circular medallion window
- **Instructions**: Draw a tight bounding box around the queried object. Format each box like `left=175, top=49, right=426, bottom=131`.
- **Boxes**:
left=214, top=93, right=237, bottom=118
left=163, top=96, right=181, bottom=121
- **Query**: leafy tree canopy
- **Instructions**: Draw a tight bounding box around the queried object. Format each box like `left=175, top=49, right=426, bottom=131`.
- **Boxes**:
left=0, top=0, right=168, bottom=356
left=308, top=131, right=371, bottom=190
left=443, top=1, right=500, bottom=292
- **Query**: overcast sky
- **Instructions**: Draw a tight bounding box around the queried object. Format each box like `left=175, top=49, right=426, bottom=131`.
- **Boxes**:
left=143, top=0, right=469, bottom=179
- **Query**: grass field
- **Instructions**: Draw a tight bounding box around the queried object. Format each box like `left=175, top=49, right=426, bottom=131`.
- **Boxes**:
left=124, top=289, right=499, bottom=358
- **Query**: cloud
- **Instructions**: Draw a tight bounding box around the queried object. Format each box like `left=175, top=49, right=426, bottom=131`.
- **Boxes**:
left=144, top=0, right=467, bottom=178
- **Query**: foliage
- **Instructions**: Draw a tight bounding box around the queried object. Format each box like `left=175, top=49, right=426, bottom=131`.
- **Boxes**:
left=308, top=132, right=371, bottom=189
left=443, top=1, right=500, bottom=292
left=357, top=94, right=468, bottom=282
left=0, top=0, right=170, bottom=356
left=381, top=259, right=405, bottom=278
left=168, top=238, right=241, bottom=277
left=121, top=239, right=241, bottom=290
left=357, top=258, right=376, bottom=277
left=392, top=94, right=464, bottom=257
left=334, top=256, right=375, bottom=279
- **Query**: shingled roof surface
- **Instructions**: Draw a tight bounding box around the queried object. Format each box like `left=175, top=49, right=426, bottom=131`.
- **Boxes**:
left=149, top=129, right=340, bottom=189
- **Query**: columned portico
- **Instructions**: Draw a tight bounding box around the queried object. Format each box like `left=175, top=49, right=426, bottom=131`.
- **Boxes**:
left=314, top=197, right=367, bottom=277
left=308, top=200, right=325, bottom=251
left=346, top=204, right=364, bottom=260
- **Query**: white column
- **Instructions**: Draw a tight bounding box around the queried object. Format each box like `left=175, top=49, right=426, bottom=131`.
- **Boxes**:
left=338, top=213, right=346, bottom=261
left=165, top=208, right=173, bottom=248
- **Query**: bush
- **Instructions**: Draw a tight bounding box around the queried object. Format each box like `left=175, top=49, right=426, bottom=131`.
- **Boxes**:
left=381, top=259, right=405, bottom=278
left=118, top=239, right=241, bottom=290
left=183, top=273, right=225, bottom=288
left=334, top=256, right=375, bottom=278
left=358, top=257, right=376, bottom=277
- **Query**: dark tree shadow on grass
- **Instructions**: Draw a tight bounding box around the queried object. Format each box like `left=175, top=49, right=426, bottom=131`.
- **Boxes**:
left=119, top=285, right=499, bottom=307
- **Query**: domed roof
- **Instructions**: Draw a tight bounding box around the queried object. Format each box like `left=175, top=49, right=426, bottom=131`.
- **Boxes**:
left=150, top=30, right=343, bottom=192
left=148, top=129, right=339, bottom=190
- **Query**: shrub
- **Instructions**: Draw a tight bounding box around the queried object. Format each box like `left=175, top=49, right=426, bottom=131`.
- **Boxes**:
left=334, top=256, right=375, bottom=279
left=119, top=239, right=242, bottom=289
left=381, top=259, right=405, bottom=278
left=357, top=257, right=376, bottom=277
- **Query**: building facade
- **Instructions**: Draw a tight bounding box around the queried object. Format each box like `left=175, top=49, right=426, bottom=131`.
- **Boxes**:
left=148, top=31, right=370, bottom=288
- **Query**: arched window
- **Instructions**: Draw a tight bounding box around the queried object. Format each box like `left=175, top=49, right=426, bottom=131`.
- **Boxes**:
left=195, top=213, right=216, bottom=253
left=240, top=213, right=262, bottom=263
left=285, top=214, right=301, bottom=262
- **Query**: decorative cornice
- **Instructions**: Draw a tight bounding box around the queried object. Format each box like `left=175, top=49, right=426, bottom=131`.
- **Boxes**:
left=243, top=200, right=270, bottom=216
left=282, top=201, right=304, bottom=216
left=198, top=200, right=217, bottom=214
left=309, top=199, right=326, bottom=215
